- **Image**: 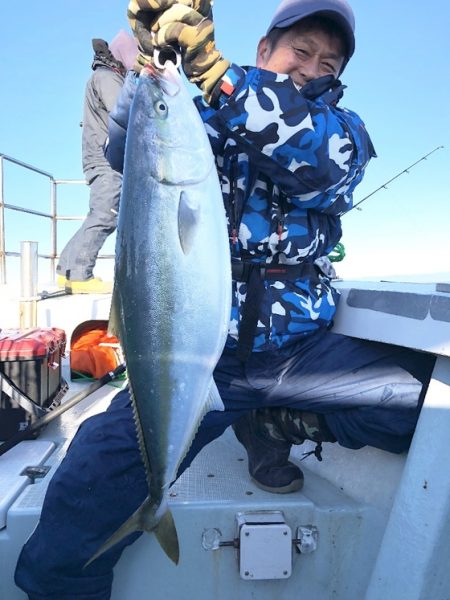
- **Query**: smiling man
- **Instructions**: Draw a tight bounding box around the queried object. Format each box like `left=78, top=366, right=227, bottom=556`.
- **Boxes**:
left=257, top=16, right=346, bottom=83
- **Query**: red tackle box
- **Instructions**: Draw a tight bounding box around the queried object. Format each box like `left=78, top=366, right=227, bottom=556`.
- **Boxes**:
left=0, top=327, right=68, bottom=441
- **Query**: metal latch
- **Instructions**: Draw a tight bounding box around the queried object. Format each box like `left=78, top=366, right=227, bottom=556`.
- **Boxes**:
left=21, top=465, right=51, bottom=483
left=295, top=525, right=319, bottom=554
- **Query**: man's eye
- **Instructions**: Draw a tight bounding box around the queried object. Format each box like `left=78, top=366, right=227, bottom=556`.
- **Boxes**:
left=293, top=46, right=308, bottom=57
left=322, top=62, right=337, bottom=74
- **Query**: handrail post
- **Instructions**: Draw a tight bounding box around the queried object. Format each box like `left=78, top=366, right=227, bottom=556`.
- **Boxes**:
left=51, top=178, right=57, bottom=282
left=0, top=156, right=6, bottom=284
left=19, top=241, right=38, bottom=329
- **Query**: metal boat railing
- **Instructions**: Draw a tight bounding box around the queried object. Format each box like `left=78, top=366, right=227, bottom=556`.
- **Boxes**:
left=0, top=153, right=113, bottom=285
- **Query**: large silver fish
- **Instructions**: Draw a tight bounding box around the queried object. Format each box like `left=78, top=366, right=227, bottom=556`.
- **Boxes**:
left=87, top=62, right=231, bottom=566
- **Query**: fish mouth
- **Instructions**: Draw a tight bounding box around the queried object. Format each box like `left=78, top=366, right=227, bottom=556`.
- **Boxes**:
left=141, top=62, right=180, bottom=97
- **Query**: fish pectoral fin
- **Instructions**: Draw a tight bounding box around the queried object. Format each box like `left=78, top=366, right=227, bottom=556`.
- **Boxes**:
left=178, top=190, right=200, bottom=255
left=205, top=379, right=225, bottom=413
left=154, top=508, right=180, bottom=565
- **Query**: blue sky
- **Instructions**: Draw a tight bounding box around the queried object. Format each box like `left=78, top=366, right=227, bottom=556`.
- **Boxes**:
left=1, top=0, right=449, bottom=283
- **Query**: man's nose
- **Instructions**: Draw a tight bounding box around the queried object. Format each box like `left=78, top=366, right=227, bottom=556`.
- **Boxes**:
left=300, top=58, right=321, bottom=82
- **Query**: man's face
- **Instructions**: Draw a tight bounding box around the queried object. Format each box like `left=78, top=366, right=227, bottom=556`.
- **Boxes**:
left=256, top=23, right=345, bottom=86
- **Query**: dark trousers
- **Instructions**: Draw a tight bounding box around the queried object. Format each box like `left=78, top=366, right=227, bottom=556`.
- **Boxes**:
left=57, top=166, right=122, bottom=281
left=15, top=331, right=435, bottom=599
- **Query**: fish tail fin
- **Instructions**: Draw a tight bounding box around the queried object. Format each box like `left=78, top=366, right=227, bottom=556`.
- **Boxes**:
left=154, top=507, right=179, bottom=565
left=83, top=496, right=179, bottom=568
left=84, top=497, right=151, bottom=569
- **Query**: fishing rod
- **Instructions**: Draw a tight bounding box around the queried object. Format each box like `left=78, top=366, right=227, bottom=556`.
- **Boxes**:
left=347, top=145, right=444, bottom=214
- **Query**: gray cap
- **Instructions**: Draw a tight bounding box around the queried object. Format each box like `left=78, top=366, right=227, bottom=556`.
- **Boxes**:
left=266, top=0, right=356, bottom=59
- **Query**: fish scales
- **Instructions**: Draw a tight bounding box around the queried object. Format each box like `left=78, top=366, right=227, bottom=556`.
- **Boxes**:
left=86, top=62, right=231, bottom=566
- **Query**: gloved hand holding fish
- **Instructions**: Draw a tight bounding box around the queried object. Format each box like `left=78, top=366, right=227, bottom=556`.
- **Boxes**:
left=128, top=0, right=213, bottom=68
left=151, top=3, right=229, bottom=100
left=128, top=0, right=229, bottom=102
left=86, top=53, right=231, bottom=565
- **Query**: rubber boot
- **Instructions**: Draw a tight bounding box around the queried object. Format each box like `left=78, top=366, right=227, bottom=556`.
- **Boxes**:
left=233, top=412, right=304, bottom=494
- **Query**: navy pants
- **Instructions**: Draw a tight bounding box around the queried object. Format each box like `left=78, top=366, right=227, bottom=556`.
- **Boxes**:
left=57, top=165, right=122, bottom=281
left=15, top=331, right=435, bottom=599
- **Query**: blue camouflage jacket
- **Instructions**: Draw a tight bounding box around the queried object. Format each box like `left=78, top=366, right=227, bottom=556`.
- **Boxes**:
left=107, top=63, right=375, bottom=354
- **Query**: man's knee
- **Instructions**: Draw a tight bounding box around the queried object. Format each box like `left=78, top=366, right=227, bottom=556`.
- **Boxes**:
left=85, top=204, right=118, bottom=231
left=87, top=170, right=121, bottom=222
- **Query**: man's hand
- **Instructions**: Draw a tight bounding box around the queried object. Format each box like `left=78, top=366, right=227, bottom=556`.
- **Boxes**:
left=128, top=0, right=212, bottom=17
left=127, top=0, right=212, bottom=54
left=152, top=4, right=229, bottom=101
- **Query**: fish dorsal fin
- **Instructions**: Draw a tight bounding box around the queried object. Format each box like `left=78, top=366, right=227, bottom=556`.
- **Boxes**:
left=204, top=379, right=225, bottom=413
left=178, top=191, right=200, bottom=255
left=174, top=378, right=225, bottom=480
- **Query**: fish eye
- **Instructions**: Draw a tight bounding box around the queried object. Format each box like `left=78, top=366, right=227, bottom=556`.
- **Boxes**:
left=154, top=100, right=168, bottom=118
